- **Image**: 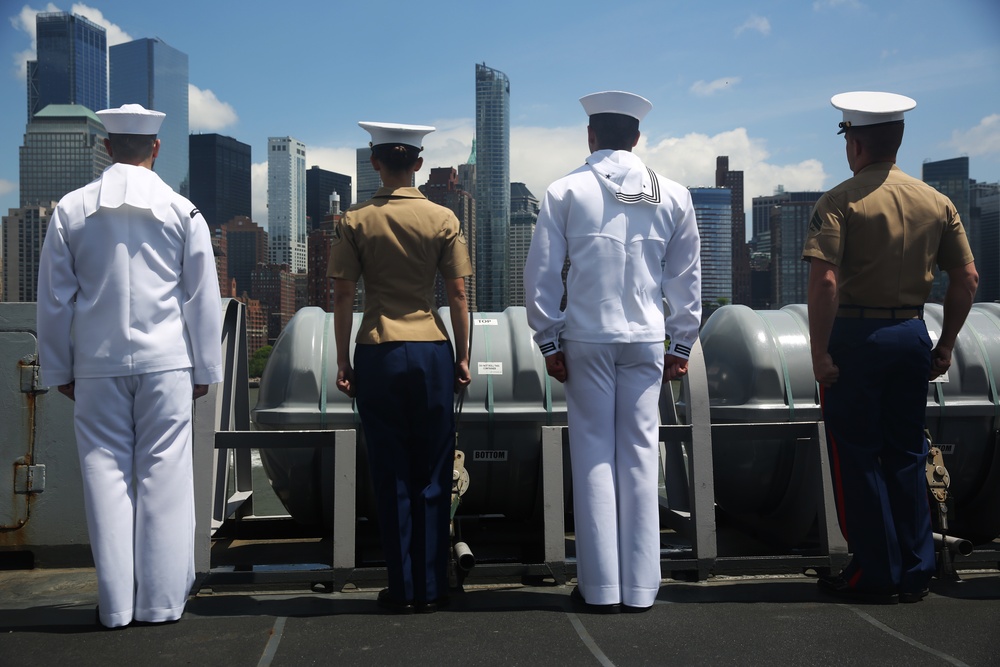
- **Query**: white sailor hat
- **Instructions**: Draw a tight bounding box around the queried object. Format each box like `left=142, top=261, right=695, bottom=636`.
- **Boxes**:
left=96, top=103, right=166, bottom=135
left=579, top=91, right=652, bottom=122
left=831, top=91, right=916, bottom=134
left=359, top=121, right=435, bottom=149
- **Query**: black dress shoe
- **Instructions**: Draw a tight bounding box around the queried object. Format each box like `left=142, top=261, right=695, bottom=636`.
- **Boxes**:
left=569, top=586, right=621, bottom=614
left=415, top=596, right=451, bottom=614
left=817, top=575, right=898, bottom=605
left=377, top=588, right=414, bottom=614
left=622, top=603, right=653, bottom=613
left=899, top=588, right=929, bottom=604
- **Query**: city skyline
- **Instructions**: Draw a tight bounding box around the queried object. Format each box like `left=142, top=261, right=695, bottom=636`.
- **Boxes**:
left=1, top=0, right=998, bottom=243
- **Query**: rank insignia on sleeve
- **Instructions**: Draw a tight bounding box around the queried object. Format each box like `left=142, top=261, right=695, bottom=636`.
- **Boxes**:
left=809, top=212, right=823, bottom=232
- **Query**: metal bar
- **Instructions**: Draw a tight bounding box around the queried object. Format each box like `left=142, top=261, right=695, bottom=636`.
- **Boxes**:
left=540, top=426, right=566, bottom=583
left=683, top=339, right=718, bottom=577
left=329, top=429, right=357, bottom=591
left=215, top=430, right=343, bottom=449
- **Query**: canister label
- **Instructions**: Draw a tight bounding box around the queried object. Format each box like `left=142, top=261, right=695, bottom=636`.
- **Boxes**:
left=473, top=450, right=508, bottom=462
left=478, top=361, right=503, bottom=375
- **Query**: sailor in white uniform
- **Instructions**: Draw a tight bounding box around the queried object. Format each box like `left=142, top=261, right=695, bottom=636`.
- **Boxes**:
left=524, top=91, right=701, bottom=612
left=36, top=104, right=223, bottom=628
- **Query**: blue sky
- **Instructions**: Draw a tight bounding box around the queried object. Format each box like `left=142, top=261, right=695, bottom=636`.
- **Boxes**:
left=2, top=0, right=999, bottom=240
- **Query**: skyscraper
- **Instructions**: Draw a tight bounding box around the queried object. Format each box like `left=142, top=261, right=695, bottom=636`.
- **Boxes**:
left=474, top=63, right=510, bottom=312
left=19, top=104, right=111, bottom=207
left=769, top=193, right=824, bottom=307
left=716, top=156, right=750, bottom=306
left=306, top=166, right=352, bottom=232
left=189, top=133, right=252, bottom=229
left=971, top=181, right=999, bottom=303
left=267, top=137, right=308, bottom=273
left=27, top=12, right=107, bottom=120
left=690, top=187, right=733, bottom=315
left=2, top=204, right=53, bottom=302
left=421, top=166, right=477, bottom=309
left=110, top=38, right=190, bottom=194
left=355, top=147, right=380, bottom=204
left=508, top=182, right=538, bottom=308
left=923, top=157, right=971, bottom=303
left=222, top=216, right=268, bottom=298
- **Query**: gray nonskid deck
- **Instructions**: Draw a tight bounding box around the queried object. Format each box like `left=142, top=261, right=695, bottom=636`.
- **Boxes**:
left=2, top=569, right=998, bottom=667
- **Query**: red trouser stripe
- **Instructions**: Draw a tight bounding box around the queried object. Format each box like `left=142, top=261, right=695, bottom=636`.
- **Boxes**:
left=820, top=384, right=849, bottom=541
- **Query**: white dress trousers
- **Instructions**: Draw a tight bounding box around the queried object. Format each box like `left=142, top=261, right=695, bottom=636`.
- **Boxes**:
left=563, top=340, right=665, bottom=608
left=74, top=369, right=196, bottom=627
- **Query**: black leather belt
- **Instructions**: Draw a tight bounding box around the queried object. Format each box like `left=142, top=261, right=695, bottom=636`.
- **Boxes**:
left=837, top=305, right=923, bottom=320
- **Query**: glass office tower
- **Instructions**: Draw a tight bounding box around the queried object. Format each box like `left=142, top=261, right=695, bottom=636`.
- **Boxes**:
left=110, top=38, right=190, bottom=194
left=189, top=133, right=252, bottom=229
left=27, top=12, right=107, bottom=120
left=19, top=104, right=111, bottom=207
left=306, top=166, right=352, bottom=232
left=689, top=187, right=733, bottom=311
left=923, top=157, right=971, bottom=303
left=474, top=63, right=510, bottom=312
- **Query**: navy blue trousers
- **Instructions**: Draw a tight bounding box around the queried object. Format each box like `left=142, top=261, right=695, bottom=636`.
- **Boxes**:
left=822, top=317, right=936, bottom=594
left=354, top=341, right=455, bottom=603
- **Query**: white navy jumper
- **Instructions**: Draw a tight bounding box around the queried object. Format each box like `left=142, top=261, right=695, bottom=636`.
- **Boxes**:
left=524, top=149, right=701, bottom=608
left=37, top=163, right=223, bottom=627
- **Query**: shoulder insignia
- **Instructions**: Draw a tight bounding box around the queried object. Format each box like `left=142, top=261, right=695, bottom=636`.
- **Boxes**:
left=809, top=211, right=823, bottom=232
left=190, top=208, right=201, bottom=219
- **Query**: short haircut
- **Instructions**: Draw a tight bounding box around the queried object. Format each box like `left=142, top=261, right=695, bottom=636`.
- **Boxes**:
left=107, top=133, right=156, bottom=163
left=589, top=113, right=640, bottom=150
left=847, top=121, right=904, bottom=160
left=371, top=143, right=421, bottom=172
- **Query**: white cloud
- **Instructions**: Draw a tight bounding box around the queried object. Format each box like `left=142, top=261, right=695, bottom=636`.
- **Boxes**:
left=189, top=84, right=239, bottom=132
left=641, top=128, right=827, bottom=220
left=0, top=179, right=16, bottom=197
left=70, top=3, right=131, bottom=45
left=735, top=15, right=771, bottom=36
left=690, top=77, right=741, bottom=97
left=949, top=114, right=1000, bottom=157
left=249, top=121, right=827, bottom=240
left=8, top=3, right=59, bottom=80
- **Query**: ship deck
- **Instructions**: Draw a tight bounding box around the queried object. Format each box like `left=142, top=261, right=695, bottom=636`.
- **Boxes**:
left=2, top=566, right=998, bottom=666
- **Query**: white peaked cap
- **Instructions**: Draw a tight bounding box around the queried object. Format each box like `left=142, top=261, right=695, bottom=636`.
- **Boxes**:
left=359, top=121, right=435, bottom=148
left=579, top=91, right=652, bottom=122
left=831, top=91, right=916, bottom=134
left=96, top=103, right=166, bottom=135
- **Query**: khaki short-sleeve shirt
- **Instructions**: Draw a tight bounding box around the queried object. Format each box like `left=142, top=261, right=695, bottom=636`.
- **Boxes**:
left=328, top=186, right=472, bottom=344
left=801, top=163, right=973, bottom=307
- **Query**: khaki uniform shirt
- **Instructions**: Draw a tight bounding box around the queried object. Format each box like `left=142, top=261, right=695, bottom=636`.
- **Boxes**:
left=802, top=162, right=973, bottom=307
left=328, top=186, right=472, bottom=344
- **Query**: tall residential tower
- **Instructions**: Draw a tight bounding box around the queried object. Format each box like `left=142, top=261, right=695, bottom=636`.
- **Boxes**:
left=267, top=137, right=308, bottom=273
left=474, top=63, right=510, bottom=311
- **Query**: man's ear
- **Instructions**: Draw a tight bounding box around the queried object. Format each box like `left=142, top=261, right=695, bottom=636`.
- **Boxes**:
left=104, top=138, right=114, bottom=158
left=151, top=139, right=160, bottom=158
